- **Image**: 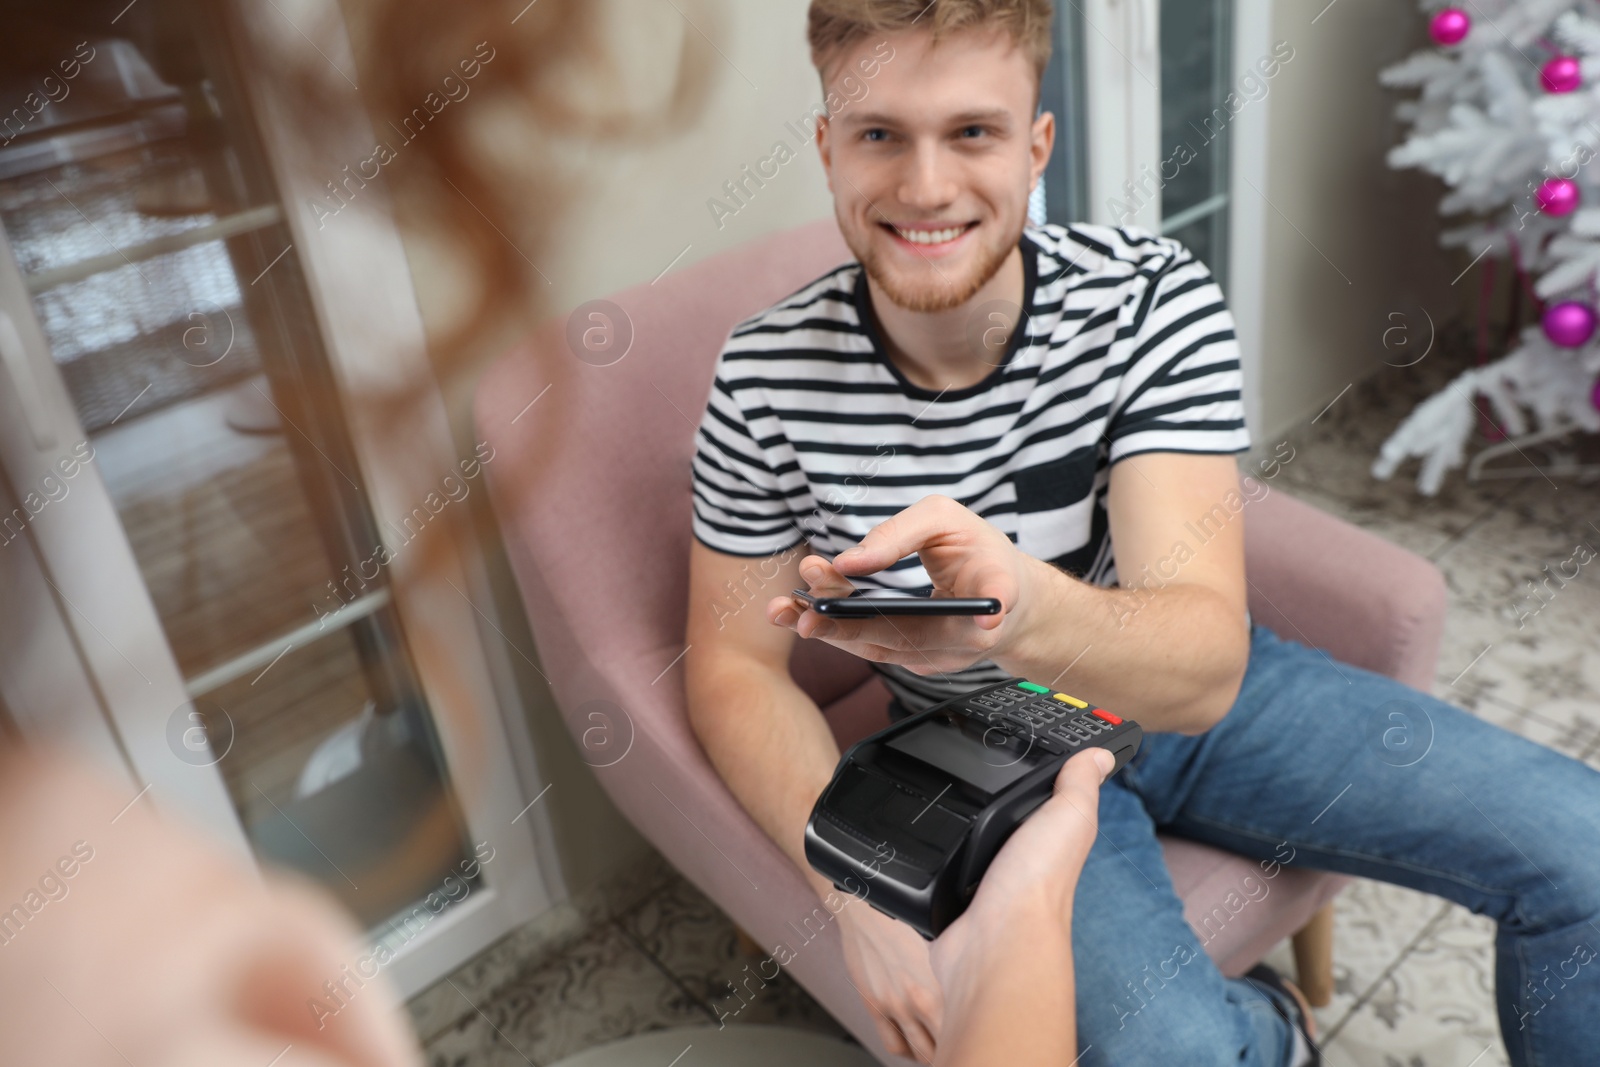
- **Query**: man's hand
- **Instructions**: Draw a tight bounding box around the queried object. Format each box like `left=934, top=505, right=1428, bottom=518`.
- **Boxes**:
left=836, top=895, right=944, bottom=1064
left=767, top=451, right=1253, bottom=735
left=765, top=495, right=1041, bottom=676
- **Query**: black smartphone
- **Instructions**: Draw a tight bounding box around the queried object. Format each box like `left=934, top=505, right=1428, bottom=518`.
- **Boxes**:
left=790, top=587, right=1001, bottom=618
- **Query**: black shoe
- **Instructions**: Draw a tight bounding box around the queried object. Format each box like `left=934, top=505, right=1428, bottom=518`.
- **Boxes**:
left=1243, top=963, right=1322, bottom=1066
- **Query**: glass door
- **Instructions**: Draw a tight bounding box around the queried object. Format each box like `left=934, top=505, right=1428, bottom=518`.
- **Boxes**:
left=1071, top=0, right=1165, bottom=232
left=1046, top=0, right=1234, bottom=246
left=1158, top=0, right=1235, bottom=291
left=0, top=0, right=552, bottom=994
left=1045, top=0, right=1268, bottom=429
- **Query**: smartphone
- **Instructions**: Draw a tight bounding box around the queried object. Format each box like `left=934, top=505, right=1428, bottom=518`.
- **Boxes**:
left=790, top=587, right=1002, bottom=618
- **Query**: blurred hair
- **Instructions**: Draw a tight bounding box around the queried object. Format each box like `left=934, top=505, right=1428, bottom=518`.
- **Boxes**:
left=324, top=0, right=714, bottom=884
left=344, top=0, right=715, bottom=359
left=807, top=0, right=1054, bottom=85
left=0, top=0, right=711, bottom=946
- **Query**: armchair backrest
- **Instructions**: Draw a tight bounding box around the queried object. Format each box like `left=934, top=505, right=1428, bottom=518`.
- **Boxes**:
left=476, top=219, right=868, bottom=731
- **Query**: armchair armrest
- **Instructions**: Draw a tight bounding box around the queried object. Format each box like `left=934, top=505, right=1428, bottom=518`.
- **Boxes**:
left=1242, top=490, right=1447, bottom=691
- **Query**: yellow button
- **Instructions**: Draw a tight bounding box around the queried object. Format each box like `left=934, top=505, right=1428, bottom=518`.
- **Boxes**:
left=1053, top=693, right=1088, bottom=708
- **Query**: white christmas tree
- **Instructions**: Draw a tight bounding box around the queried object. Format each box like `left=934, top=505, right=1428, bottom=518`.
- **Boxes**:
left=1374, top=1, right=1600, bottom=494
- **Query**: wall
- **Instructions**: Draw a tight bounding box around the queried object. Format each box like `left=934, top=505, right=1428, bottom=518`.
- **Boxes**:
left=1252, top=0, right=1464, bottom=441
left=539, top=0, right=837, bottom=316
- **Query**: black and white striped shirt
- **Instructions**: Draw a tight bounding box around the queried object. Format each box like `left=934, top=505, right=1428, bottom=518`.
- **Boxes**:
left=691, top=222, right=1251, bottom=712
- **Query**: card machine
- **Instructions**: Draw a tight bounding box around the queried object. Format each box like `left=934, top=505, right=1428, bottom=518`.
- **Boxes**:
left=804, top=678, right=1142, bottom=939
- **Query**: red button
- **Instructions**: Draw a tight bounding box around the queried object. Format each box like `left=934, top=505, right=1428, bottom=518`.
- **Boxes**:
left=1092, top=709, right=1122, bottom=725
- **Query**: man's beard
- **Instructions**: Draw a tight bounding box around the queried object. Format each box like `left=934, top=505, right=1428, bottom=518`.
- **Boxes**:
left=847, top=218, right=1021, bottom=314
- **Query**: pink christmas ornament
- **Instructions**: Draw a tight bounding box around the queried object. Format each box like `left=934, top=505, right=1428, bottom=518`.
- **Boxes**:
left=1536, top=177, right=1581, bottom=215
left=1542, top=301, right=1598, bottom=347
left=1592, top=376, right=1600, bottom=413
left=1429, top=8, right=1471, bottom=46
left=1541, top=55, right=1583, bottom=93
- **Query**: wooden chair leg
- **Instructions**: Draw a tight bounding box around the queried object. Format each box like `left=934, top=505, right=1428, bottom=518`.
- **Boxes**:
left=735, top=926, right=764, bottom=957
left=1290, top=902, right=1337, bottom=1008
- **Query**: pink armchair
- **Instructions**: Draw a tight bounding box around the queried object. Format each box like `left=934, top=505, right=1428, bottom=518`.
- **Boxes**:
left=477, top=219, right=1448, bottom=1061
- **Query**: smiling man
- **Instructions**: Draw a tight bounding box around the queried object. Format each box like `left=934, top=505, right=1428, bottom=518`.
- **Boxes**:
left=683, top=3, right=1600, bottom=1066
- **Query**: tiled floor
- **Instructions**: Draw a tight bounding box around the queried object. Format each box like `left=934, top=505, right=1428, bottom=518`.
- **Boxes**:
left=411, top=852, right=852, bottom=1066
left=413, top=340, right=1600, bottom=1065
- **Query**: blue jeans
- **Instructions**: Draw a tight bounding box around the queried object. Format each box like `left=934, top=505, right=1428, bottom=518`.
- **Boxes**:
left=1068, top=623, right=1600, bottom=1066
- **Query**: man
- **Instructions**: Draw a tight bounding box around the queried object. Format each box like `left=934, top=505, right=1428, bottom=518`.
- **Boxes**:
left=683, top=2, right=1600, bottom=1064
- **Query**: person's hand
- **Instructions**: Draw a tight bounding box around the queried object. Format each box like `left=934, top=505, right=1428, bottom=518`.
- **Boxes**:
left=766, top=495, right=1045, bottom=675
left=0, top=748, right=423, bottom=1067
left=929, top=746, right=1110, bottom=985
left=835, top=893, right=945, bottom=1063
left=924, top=747, right=1112, bottom=1067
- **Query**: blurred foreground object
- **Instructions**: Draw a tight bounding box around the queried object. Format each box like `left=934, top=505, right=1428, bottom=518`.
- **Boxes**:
left=0, top=747, right=423, bottom=1067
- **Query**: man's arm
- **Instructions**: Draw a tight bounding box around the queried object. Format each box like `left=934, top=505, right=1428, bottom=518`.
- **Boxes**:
left=683, top=540, right=837, bottom=873
left=998, top=451, right=1252, bottom=733
left=684, top=540, right=945, bottom=1063
left=771, top=452, right=1252, bottom=736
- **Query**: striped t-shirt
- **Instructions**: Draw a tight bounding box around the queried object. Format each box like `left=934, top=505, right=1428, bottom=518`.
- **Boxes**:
left=691, top=221, right=1251, bottom=712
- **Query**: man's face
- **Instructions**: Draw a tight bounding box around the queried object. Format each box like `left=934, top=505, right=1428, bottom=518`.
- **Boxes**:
left=817, top=27, right=1054, bottom=314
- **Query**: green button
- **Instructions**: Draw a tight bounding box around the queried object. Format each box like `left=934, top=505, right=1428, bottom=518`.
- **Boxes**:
left=1016, top=681, right=1049, bottom=694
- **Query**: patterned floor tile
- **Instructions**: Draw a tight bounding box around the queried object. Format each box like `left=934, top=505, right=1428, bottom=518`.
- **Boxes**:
left=423, top=923, right=711, bottom=1066
left=617, top=876, right=852, bottom=1041
left=1332, top=880, right=1453, bottom=1036
left=408, top=900, right=592, bottom=1045
left=408, top=852, right=679, bottom=1044
left=1454, top=476, right=1600, bottom=564
left=1430, top=535, right=1600, bottom=715
left=1319, top=904, right=1509, bottom=1067
left=572, top=850, right=679, bottom=926
left=523, top=1025, right=878, bottom=1067
left=426, top=1016, right=544, bottom=1067
left=1259, top=877, right=1450, bottom=1041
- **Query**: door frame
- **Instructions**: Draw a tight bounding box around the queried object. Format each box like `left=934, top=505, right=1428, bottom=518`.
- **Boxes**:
left=0, top=225, right=255, bottom=862
left=1227, top=0, right=1273, bottom=439
left=1081, top=0, right=1164, bottom=232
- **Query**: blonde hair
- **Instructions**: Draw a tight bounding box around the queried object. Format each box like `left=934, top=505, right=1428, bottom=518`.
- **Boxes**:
left=807, top=0, right=1054, bottom=85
